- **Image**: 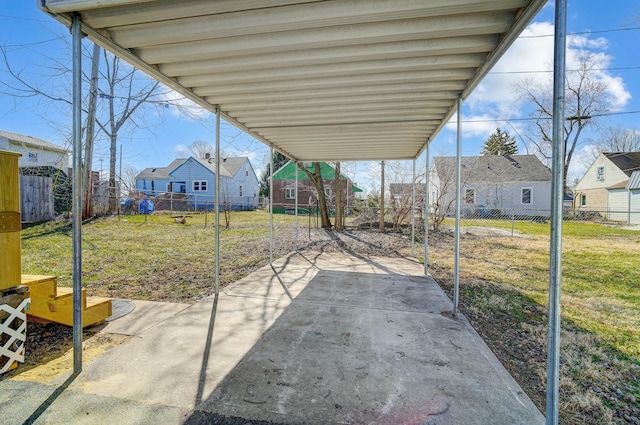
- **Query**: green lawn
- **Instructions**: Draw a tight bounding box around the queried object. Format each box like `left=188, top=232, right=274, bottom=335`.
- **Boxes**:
left=20, top=211, right=300, bottom=302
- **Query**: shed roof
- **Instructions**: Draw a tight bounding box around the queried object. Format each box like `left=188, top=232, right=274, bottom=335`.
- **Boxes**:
left=433, top=155, right=551, bottom=183
left=39, top=0, right=546, bottom=162
left=0, top=130, right=69, bottom=154
left=627, top=171, right=640, bottom=190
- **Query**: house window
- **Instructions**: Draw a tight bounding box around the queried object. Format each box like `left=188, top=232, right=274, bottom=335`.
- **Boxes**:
left=239, top=185, right=243, bottom=197
left=581, top=194, right=587, bottom=206
left=521, top=188, right=532, bottom=205
left=245, top=164, right=249, bottom=177
left=166, top=183, right=171, bottom=192
left=324, top=187, right=332, bottom=197
left=193, top=180, right=208, bottom=191
left=285, top=187, right=296, bottom=199
left=464, top=188, right=475, bottom=204
left=597, top=166, right=605, bottom=181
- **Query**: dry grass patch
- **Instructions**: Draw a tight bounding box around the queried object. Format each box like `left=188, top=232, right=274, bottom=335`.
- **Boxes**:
left=428, top=227, right=640, bottom=425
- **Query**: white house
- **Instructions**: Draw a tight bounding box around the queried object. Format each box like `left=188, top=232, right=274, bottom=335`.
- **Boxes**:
left=574, top=152, right=640, bottom=220
left=135, top=155, right=260, bottom=210
left=429, top=155, right=552, bottom=217
left=0, top=130, right=69, bottom=169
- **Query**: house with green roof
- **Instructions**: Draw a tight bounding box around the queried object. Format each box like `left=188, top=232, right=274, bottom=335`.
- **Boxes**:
left=271, top=161, right=361, bottom=214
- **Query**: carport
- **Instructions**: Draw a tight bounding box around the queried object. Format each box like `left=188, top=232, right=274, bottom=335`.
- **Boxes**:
left=38, top=1, right=567, bottom=423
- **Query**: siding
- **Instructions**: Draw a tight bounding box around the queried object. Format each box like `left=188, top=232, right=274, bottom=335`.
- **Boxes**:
left=136, top=178, right=170, bottom=195
left=607, top=189, right=628, bottom=222
left=168, top=157, right=260, bottom=210
left=223, top=158, right=260, bottom=209
left=170, top=159, right=214, bottom=209
left=432, top=179, right=551, bottom=216
left=575, top=153, right=631, bottom=210
left=0, top=139, right=69, bottom=169
left=631, top=190, right=640, bottom=225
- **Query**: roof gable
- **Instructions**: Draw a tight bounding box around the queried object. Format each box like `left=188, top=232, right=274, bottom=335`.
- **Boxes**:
left=433, top=155, right=551, bottom=183
left=169, top=156, right=251, bottom=178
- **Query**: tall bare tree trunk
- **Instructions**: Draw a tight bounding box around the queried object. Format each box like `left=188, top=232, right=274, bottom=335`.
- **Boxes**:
left=315, top=162, right=331, bottom=228
left=335, top=162, right=343, bottom=231
left=296, top=162, right=332, bottom=228
left=379, top=160, right=385, bottom=233
left=82, top=43, right=100, bottom=219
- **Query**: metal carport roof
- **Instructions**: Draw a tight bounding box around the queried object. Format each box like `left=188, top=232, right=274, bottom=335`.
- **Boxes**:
left=39, top=0, right=546, bottom=162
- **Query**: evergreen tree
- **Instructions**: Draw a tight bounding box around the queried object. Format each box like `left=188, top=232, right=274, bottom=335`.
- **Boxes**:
left=481, top=128, right=518, bottom=155
left=259, top=151, right=289, bottom=197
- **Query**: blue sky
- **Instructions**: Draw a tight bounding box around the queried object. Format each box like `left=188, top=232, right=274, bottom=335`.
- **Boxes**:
left=1, top=1, right=639, bottom=190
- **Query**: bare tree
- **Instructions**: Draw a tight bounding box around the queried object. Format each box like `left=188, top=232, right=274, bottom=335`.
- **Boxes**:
left=598, top=126, right=640, bottom=152
left=96, top=51, right=161, bottom=213
left=82, top=43, right=100, bottom=219
left=176, top=140, right=227, bottom=159
left=1, top=37, right=191, bottom=216
left=120, top=166, right=140, bottom=197
left=334, top=161, right=343, bottom=231
left=387, top=161, right=425, bottom=232
left=296, top=162, right=331, bottom=228
left=515, top=53, right=611, bottom=193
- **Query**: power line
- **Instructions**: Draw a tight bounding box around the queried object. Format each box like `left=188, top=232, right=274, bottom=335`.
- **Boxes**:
left=520, top=26, right=640, bottom=38
left=451, top=110, right=640, bottom=124
left=489, top=66, right=640, bottom=75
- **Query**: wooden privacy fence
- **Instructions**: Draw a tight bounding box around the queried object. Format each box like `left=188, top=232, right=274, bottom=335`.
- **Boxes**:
left=20, top=175, right=54, bottom=223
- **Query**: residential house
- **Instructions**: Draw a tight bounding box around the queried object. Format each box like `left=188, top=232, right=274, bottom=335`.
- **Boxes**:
left=1, top=130, right=72, bottom=220
left=135, top=155, right=260, bottom=210
left=136, top=158, right=187, bottom=195
left=429, top=155, right=552, bottom=217
left=574, top=152, right=640, bottom=221
left=271, top=161, right=361, bottom=214
left=0, top=130, right=69, bottom=169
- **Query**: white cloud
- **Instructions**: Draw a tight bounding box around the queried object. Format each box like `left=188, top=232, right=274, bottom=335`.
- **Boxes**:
left=157, top=89, right=210, bottom=120
left=446, top=22, right=631, bottom=156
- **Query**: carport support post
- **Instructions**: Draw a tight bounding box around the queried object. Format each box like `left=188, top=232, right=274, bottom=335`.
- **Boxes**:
left=411, top=159, right=416, bottom=257
left=71, top=14, right=83, bottom=374
left=215, top=107, right=220, bottom=295
left=453, top=94, right=462, bottom=315
left=295, top=162, right=299, bottom=251
left=546, top=0, right=567, bottom=424
left=269, top=145, right=274, bottom=265
left=424, top=141, right=430, bottom=275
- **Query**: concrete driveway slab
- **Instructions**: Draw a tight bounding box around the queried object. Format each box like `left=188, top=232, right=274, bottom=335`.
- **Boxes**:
left=1, top=251, right=544, bottom=424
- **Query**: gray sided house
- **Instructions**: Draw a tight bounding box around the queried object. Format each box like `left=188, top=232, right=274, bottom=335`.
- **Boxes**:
left=136, top=156, right=260, bottom=210
left=429, top=155, right=552, bottom=217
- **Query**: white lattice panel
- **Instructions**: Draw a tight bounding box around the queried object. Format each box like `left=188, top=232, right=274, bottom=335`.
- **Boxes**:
left=0, top=298, right=30, bottom=373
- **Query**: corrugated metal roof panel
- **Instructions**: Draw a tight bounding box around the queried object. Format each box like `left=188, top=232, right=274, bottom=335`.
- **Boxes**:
left=39, top=0, right=546, bottom=162
left=627, top=171, right=640, bottom=190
